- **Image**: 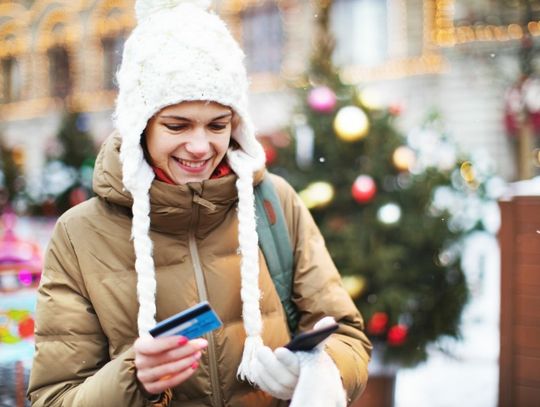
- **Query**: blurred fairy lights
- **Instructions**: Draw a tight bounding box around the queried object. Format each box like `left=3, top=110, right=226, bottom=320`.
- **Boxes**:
left=433, top=0, right=540, bottom=47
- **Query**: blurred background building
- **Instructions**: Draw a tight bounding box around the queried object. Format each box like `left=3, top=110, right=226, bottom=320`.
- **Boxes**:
left=1, top=0, right=538, bottom=182
left=1, top=1, right=540, bottom=406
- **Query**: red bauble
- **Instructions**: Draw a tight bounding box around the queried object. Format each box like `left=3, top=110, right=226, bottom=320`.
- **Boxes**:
left=352, top=175, right=376, bottom=203
left=388, top=104, right=404, bottom=116
left=387, top=324, right=408, bottom=346
left=530, top=111, right=540, bottom=133
left=18, top=317, right=35, bottom=339
left=264, top=144, right=277, bottom=166
left=69, top=187, right=88, bottom=207
left=367, top=312, right=389, bottom=335
left=504, top=111, right=519, bottom=137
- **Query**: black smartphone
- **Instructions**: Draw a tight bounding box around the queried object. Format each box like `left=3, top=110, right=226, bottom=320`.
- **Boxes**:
left=284, top=322, right=339, bottom=351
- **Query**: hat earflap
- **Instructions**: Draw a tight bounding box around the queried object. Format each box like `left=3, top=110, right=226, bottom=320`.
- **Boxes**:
left=228, top=149, right=265, bottom=382
left=120, top=135, right=158, bottom=335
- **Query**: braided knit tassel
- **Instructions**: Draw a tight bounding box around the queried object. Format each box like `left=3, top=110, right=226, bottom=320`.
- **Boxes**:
left=228, top=149, right=264, bottom=382
left=120, top=137, right=158, bottom=335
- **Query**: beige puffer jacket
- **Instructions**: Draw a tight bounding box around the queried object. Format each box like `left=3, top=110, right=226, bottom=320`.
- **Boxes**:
left=28, top=135, right=371, bottom=406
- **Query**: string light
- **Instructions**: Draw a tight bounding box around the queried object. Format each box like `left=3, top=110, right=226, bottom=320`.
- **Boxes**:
left=2, top=0, right=537, bottom=117
left=432, top=0, right=538, bottom=47
left=0, top=0, right=135, bottom=119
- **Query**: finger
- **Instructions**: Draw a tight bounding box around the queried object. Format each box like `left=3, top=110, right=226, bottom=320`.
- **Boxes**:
left=137, top=351, right=202, bottom=384
left=134, top=335, right=188, bottom=356
left=274, top=347, right=300, bottom=376
left=253, top=357, right=292, bottom=399
left=313, top=316, right=336, bottom=330
left=256, top=347, right=297, bottom=390
left=135, top=338, right=208, bottom=369
left=143, top=361, right=200, bottom=395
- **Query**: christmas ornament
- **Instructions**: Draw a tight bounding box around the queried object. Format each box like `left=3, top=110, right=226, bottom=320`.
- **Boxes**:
left=69, top=187, right=88, bottom=207
left=387, top=324, right=408, bottom=346
left=388, top=103, right=403, bottom=116
left=263, top=144, right=277, bottom=165
left=333, top=106, right=369, bottom=142
left=357, top=86, right=384, bottom=110
left=460, top=161, right=476, bottom=183
left=377, top=203, right=402, bottom=225
left=367, top=312, right=389, bottom=335
left=351, top=175, right=376, bottom=203
left=392, top=146, right=415, bottom=171
left=299, top=181, right=335, bottom=209
left=341, top=275, right=367, bottom=299
left=307, top=86, right=337, bottom=113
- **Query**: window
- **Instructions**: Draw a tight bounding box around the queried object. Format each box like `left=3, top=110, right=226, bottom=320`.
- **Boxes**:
left=0, top=57, right=21, bottom=103
left=241, top=3, right=283, bottom=74
left=331, top=0, right=388, bottom=67
left=453, top=0, right=540, bottom=26
left=48, top=46, right=71, bottom=98
left=102, top=35, right=125, bottom=90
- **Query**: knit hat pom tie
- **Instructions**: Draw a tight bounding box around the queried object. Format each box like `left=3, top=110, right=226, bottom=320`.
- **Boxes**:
left=136, top=0, right=211, bottom=22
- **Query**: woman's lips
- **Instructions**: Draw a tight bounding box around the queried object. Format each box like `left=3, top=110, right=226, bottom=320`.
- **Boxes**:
left=173, top=157, right=211, bottom=173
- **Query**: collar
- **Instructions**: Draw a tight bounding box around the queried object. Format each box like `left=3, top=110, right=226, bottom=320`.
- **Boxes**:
left=153, top=161, right=233, bottom=185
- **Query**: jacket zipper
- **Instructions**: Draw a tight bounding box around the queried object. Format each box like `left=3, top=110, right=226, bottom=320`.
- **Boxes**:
left=188, top=199, right=224, bottom=407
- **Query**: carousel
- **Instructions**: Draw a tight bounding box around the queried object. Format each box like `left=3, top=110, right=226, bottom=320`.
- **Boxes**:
left=0, top=211, right=42, bottom=407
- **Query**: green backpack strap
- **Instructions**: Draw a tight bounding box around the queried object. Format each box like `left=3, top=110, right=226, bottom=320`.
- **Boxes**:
left=255, top=173, right=300, bottom=333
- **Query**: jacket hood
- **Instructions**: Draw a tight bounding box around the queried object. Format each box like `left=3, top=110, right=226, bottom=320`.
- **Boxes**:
left=92, top=134, right=265, bottom=236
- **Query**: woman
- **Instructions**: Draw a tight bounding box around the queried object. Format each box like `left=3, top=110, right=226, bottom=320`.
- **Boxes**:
left=28, top=1, right=371, bottom=406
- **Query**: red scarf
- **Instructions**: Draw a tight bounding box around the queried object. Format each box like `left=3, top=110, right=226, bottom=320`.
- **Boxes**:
left=153, top=160, right=232, bottom=185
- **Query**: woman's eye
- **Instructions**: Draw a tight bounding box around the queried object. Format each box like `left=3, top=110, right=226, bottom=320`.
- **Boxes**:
left=164, top=124, right=188, bottom=131
left=209, top=123, right=229, bottom=131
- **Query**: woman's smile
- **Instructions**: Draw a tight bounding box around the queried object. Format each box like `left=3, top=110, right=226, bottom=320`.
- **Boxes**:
left=172, top=156, right=211, bottom=172
left=145, top=101, right=233, bottom=184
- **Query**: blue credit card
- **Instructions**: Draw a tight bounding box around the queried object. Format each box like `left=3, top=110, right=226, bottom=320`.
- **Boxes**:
left=149, top=301, right=223, bottom=339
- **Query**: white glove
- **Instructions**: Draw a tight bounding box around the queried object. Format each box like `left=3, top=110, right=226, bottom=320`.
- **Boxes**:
left=251, top=346, right=300, bottom=400
left=290, top=316, right=347, bottom=407
left=290, top=349, right=346, bottom=407
left=251, top=317, right=346, bottom=405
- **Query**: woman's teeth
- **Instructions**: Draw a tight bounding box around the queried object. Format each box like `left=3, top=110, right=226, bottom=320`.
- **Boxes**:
left=177, top=158, right=207, bottom=168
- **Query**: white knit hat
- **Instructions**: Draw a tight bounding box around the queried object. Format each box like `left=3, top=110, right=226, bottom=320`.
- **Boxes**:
left=114, top=0, right=266, bottom=381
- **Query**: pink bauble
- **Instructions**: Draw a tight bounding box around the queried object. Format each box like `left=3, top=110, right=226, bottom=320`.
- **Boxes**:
left=307, top=86, right=337, bottom=113
left=352, top=175, right=377, bottom=203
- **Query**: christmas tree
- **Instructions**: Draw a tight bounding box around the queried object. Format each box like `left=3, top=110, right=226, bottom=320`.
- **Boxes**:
left=266, top=1, right=473, bottom=366
left=29, top=111, right=97, bottom=215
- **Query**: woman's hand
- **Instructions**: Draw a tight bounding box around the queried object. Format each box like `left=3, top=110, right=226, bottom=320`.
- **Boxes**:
left=134, top=335, right=208, bottom=395
left=251, top=346, right=300, bottom=400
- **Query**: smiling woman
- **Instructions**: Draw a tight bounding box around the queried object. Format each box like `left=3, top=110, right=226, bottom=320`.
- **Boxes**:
left=27, top=1, right=371, bottom=406
left=144, top=101, right=233, bottom=184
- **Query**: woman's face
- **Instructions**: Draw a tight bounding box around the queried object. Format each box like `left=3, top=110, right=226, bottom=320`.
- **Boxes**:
left=145, top=101, right=233, bottom=184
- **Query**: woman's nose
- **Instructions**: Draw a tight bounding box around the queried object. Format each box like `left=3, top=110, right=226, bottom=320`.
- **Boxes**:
left=185, top=128, right=210, bottom=156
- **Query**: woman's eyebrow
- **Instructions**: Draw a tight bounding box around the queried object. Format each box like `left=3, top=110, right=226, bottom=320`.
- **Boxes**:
left=159, top=113, right=233, bottom=121
left=211, top=113, right=233, bottom=121
left=159, top=115, right=190, bottom=120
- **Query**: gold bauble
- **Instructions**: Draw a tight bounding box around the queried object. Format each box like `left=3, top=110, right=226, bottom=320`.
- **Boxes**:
left=392, top=146, right=416, bottom=171
left=299, top=181, right=335, bottom=209
left=357, top=86, right=384, bottom=110
left=341, top=275, right=367, bottom=299
left=333, top=106, right=369, bottom=142
left=460, top=161, right=476, bottom=182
